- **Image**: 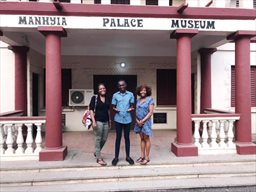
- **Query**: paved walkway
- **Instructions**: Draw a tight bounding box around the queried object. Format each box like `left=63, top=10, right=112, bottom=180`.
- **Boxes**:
left=1, top=130, right=256, bottom=192
left=1, top=130, right=256, bottom=169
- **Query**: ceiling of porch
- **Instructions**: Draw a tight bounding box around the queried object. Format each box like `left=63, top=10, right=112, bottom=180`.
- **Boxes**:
left=2, top=28, right=229, bottom=57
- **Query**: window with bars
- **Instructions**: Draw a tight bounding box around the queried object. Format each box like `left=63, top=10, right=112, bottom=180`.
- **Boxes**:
left=111, top=0, right=130, bottom=4
left=146, top=0, right=158, bottom=5
left=231, top=66, right=256, bottom=107
left=253, top=0, right=256, bottom=8
left=169, top=0, right=173, bottom=6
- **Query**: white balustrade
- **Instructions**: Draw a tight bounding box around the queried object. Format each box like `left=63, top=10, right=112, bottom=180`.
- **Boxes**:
left=192, top=115, right=240, bottom=155
left=0, top=119, right=45, bottom=161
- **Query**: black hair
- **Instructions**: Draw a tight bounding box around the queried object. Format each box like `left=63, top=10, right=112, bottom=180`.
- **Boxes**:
left=136, top=85, right=152, bottom=96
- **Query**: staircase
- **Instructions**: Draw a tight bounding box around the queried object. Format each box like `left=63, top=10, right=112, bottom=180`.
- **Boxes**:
left=1, top=155, right=256, bottom=192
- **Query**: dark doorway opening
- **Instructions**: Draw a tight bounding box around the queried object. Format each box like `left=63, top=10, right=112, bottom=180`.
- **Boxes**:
left=32, top=73, right=39, bottom=116
left=93, top=75, right=137, bottom=129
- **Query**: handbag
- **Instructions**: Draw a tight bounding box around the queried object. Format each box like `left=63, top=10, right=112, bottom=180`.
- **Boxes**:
left=82, top=95, right=97, bottom=129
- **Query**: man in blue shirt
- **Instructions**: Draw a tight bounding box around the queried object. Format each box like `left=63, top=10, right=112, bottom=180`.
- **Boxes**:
left=112, top=80, right=135, bottom=166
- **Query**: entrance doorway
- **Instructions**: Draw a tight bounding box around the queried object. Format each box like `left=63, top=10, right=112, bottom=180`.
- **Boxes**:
left=93, top=75, right=137, bottom=129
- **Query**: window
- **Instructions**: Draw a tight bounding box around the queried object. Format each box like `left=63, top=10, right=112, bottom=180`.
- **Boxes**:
left=146, top=0, right=158, bottom=5
left=111, top=0, right=130, bottom=4
left=231, top=66, right=256, bottom=107
left=157, top=69, right=195, bottom=108
left=254, top=0, right=256, bottom=8
left=94, top=0, right=101, bottom=3
left=169, top=0, right=173, bottom=6
left=43, top=69, right=72, bottom=107
left=157, top=69, right=176, bottom=105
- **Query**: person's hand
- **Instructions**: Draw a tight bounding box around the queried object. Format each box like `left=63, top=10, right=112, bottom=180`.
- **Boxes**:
left=92, top=121, right=97, bottom=129
left=127, top=108, right=134, bottom=112
left=138, top=120, right=144, bottom=128
left=114, top=108, right=120, bottom=113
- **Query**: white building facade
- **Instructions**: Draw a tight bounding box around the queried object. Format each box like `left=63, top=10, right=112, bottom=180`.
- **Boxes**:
left=0, top=0, right=255, bottom=160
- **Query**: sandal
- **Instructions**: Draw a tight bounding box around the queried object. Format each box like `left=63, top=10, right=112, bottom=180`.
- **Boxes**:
left=140, top=159, right=150, bottom=165
left=136, top=157, right=145, bottom=163
left=97, top=158, right=107, bottom=166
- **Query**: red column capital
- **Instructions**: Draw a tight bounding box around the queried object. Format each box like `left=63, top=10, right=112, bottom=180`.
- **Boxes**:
left=227, top=30, right=256, bottom=41
left=38, top=26, right=67, bottom=37
left=170, top=29, right=198, bottom=39
left=198, top=48, right=217, bottom=55
left=8, top=46, right=29, bottom=53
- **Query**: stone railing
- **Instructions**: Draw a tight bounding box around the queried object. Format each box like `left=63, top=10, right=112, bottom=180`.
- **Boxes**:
left=191, top=114, right=240, bottom=155
left=0, top=117, right=46, bottom=161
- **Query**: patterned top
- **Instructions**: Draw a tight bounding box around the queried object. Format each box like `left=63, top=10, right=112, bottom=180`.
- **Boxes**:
left=134, top=96, right=154, bottom=136
left=112, top=91, right=135, bottom=124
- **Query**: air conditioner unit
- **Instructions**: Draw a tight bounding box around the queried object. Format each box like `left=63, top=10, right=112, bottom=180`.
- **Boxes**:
left=69, top=89, right=94, bottom=106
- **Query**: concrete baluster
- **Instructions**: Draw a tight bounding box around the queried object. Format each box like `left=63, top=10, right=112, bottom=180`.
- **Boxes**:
left=34, top=123, right=42, bottom=154
left=210, top=120, right=218, bottom=148
left=201, top=120, right=209, bottom=148
left=16, top=124, right=25, bottom=154
left=5, top=124, right=14, bottom=155
left=227, top=120, right=235, bottom=148
left=0, top=124, right=5, bottom=154
left=193, top=120, right=201, bottom=148
left=219, top=120, right=226, bottom=148
left=25, top=124, right=34, bottom=154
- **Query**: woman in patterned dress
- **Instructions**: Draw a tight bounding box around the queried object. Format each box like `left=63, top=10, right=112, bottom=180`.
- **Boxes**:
left=134, top=85, right=154, bottom=165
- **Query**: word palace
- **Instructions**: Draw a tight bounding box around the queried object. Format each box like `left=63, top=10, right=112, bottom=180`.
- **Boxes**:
left=103, top=18, right=143, bottom=28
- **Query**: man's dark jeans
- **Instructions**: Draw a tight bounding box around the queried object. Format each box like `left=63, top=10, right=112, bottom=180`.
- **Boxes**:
left=114, top=122, right=131, bottom=158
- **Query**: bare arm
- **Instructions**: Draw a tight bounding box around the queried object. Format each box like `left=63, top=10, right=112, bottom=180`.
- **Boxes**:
left=112, top=104, right=120, bottom=113
left=108, top=109, right=112, bottom=129
left=90, top=110, right=97, bottom=129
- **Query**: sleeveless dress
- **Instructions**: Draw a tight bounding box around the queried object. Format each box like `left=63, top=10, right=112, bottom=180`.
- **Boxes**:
left=134, top=96, right=154, bottom=136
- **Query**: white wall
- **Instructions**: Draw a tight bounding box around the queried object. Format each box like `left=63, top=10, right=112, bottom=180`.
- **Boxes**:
left=0, top=41, right=15, bottom=113
left=211, top=43, right=256, bottom=133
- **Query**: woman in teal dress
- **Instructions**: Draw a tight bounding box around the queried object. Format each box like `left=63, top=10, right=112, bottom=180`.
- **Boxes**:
left=134, top=85, right=154, bottom=165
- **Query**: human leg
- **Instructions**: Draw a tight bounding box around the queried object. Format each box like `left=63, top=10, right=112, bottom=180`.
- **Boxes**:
left=141, top=134, right=151, bottom=165
left=136, top=132, right=145, bottom=163
left=112, top=122, right=122, bottom=166
left=124, top=123, right=134, bottom=165
left=94, top=121, right=103, bottom=159
left=100, top=122, right=109, bottom=150
left=123, top=123, right=131, bottom=158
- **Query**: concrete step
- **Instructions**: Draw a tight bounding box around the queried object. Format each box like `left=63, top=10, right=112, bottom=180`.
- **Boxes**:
left=1, top=175, right=256, bottom=192
left=1, top=161, right=256, bottom=188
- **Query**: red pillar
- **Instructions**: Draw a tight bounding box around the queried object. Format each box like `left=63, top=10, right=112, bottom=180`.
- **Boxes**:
left=228, top=31, right=256, bottom=155
left=9, top=46, right=29, bottom=116
left=38, top=27, right=67, bottom=161
left=170, top=29, right=198, bottom=156
left=199, top=48, right=216, bottom=113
